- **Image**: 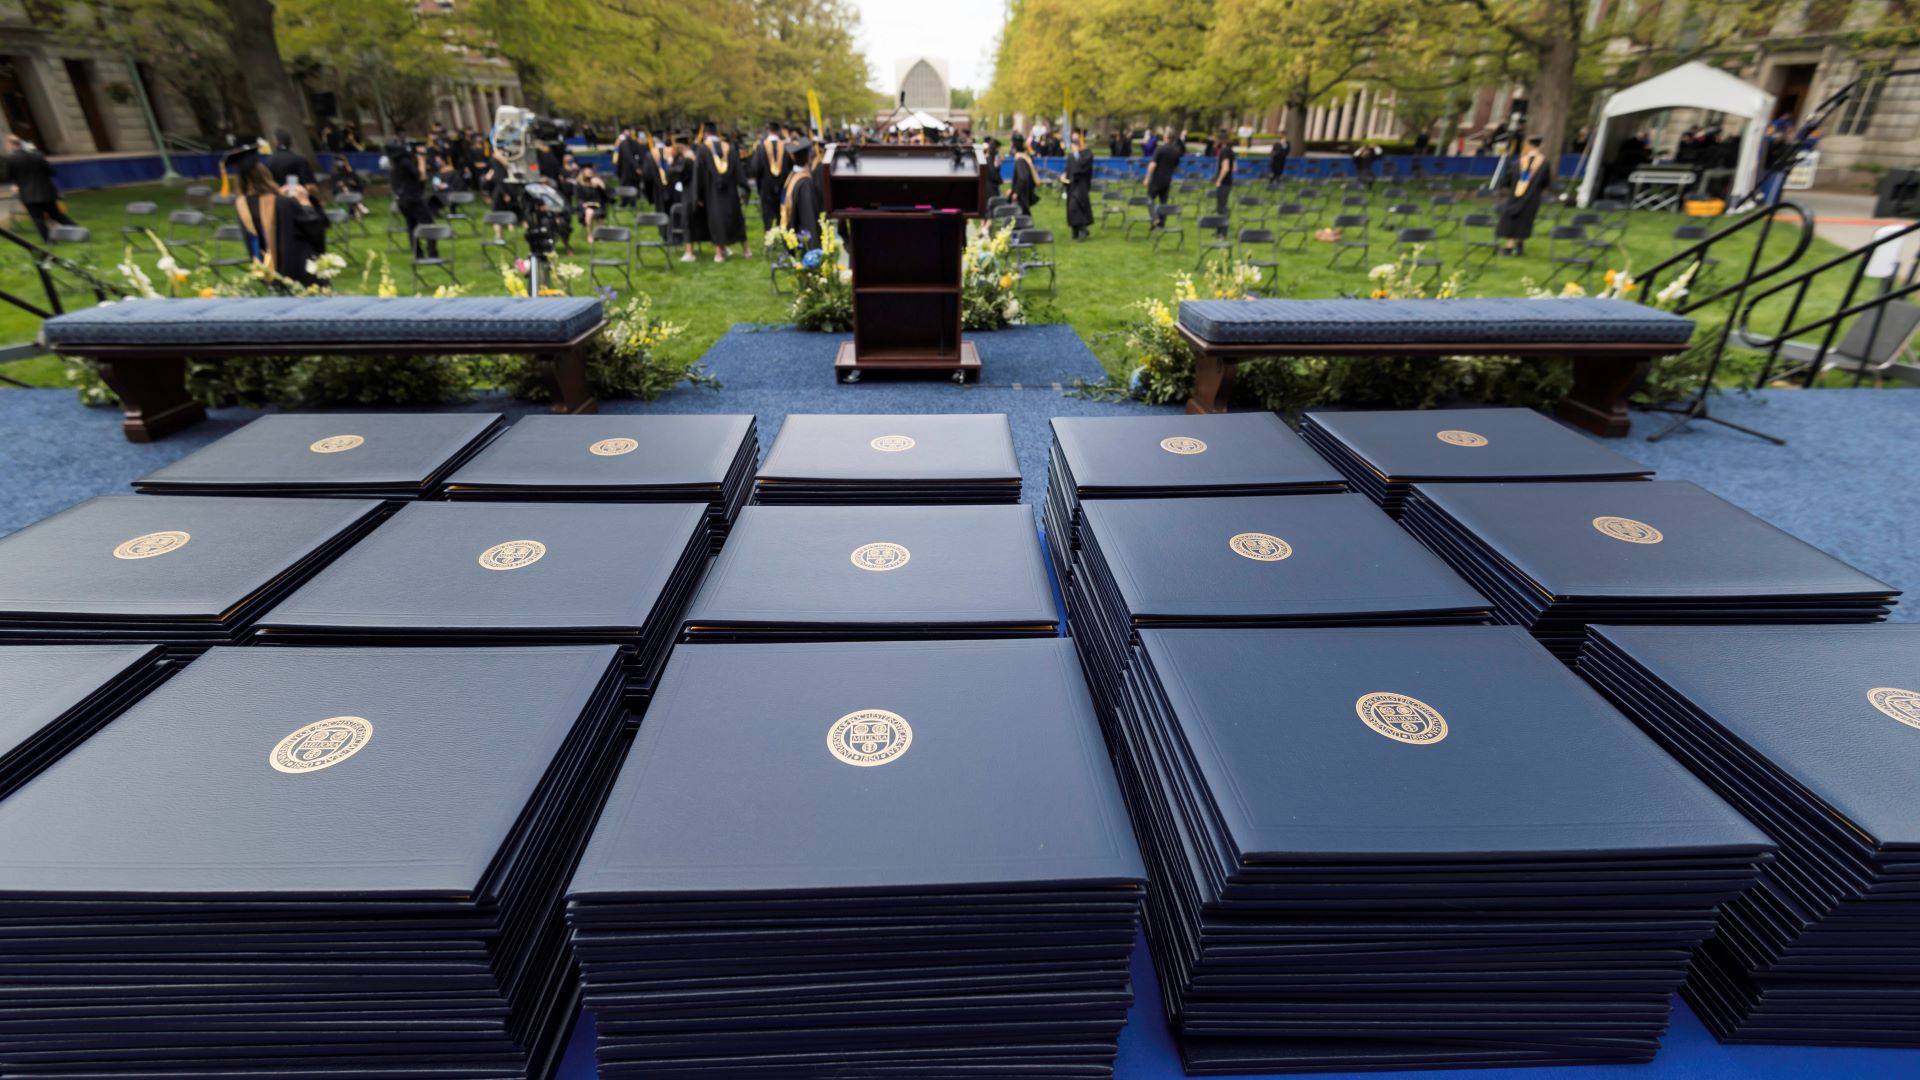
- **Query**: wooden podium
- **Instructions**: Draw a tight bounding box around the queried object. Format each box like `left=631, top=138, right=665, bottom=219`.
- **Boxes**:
left=818, top=144, right=987, bottom=383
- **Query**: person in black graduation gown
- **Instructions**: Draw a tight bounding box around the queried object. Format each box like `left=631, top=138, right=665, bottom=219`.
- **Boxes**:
left=1497, top=136, right=1550, bottom=256
left=749, top=121, right=789, bottom=234
left=230, top=147, right=328, bottom=288
left=1267, top=136, right=1290, bottom=188
left=700, top=132, right=747, bottom=261
left=1212, top=130, right=1235, bottom=233
left=613, top=129, right=642, bottom=207
left=1064, top=130, right=1094, bottom=240
left=779, top=137, right=824, bottom=253
left=669, top=136, right=707, bottom=262
left=981, top=137, right=1002, bottom=205
left=1009, top=134, right=1037, bottom=214
left=264, top=130, right=317, bottom=190
left=389, top=136, right=438, bottom=259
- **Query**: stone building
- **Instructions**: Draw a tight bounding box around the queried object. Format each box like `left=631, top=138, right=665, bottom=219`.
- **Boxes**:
left=0, top=0, right=194, bottom=156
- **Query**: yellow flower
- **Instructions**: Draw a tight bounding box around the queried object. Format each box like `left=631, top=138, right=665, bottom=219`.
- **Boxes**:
left=1603, top=269, right=1618, bottom=286
left=1561, top=281, right=1586, bottom=298
left=538, top=287, right=564, bottom=296
left=169, top=271, right=189, bottom=284
left=196, top=287, right=217, bottom=298
left=998, top=274, right=1012, bottom=289
left=1621, top=282, right=1637, bottom=294
left=1370, top=288, right=1389, bottom=299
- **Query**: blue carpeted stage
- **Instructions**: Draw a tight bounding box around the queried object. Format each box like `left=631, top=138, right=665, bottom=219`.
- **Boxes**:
left=3, top=323, right=1919, bottom=1078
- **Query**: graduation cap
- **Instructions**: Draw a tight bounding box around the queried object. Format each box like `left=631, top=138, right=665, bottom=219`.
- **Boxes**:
left=786, top=136, right=814, bottom=160
left=220, top=135, right=271, bottom=173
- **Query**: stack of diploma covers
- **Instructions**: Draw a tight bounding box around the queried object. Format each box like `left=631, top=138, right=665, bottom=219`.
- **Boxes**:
left=0, top=645, right=630, bottom=1078
left=1066, top=493, right=1490, bottom=714
left=753, top=414, right=1021, bottom=505
left=1044, top=414, right=1342, bottom=578
left=1299, top=407, right=1651, bottom=518
left=1400, top=480, right=1898, bottom=661
left=442, top=415, right=758, bottom=552
left=0, top=644, right=172, bottom=800
left=1582, top=624, right=1920, bottom=1047
left=567, top=639, right=1146, bottom=1079
left=252, top=502, right=708, bottom=702
left=681, top=505, right=1058, bottom=642
left=0, top=495, right=383, bottom=651
left=1109, top=625, right=1773, bottom=1073
left=133, top=413, right=505, bottom=500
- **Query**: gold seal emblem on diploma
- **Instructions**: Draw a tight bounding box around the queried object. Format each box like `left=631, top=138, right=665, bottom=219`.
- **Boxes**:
left=270, top=716, right=374, bottom=774
left=869, top=434, right=916, bottom=452
left=308, top=434, right=365, bottom=454
left=1228, top=532, right=1292, bottom=562
left=478, top=539, right=547, bottom=571
left=111, top=531, right=190, bottom=560
left=1354, top=692, right=1449, bottom=745
left=1435, top=430, right=1489, bottom=447
left=827, top=709, right=913, bottom=767
left=850, top=542, right=912, bottom=572
left=1592, top=516, right=1664, bottom=545
left=1867, top=687, right=1920, bottom=731
left=589, top=437, right=639, bottom=457
left=1160, top=436, right=1208, bottom=455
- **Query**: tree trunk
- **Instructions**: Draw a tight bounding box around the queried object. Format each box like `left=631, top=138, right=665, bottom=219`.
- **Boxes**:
left=223, top=0, right=313, bottom=158
left=1286, top=92, right=1309, bottom=149
left=1527, top=31, right=1579, bottom=165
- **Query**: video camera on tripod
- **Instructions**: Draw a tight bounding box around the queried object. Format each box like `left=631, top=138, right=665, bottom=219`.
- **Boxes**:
left=490, top=105, right=573, bottom=294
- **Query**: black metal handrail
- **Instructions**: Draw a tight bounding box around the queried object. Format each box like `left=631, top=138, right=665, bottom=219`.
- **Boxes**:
left=0, top=224, right=126, bottom=322
left=1734, top=218, right=1920, bottom=387
left=1634, top=201, right=1816, bottom=444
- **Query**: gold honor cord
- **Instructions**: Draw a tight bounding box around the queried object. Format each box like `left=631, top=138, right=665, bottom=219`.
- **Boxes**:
left=780, top=169, right=808, bottom=230
left=768, top=136, right=785, bottom=175
left=712, top=138, right=730, bottom=176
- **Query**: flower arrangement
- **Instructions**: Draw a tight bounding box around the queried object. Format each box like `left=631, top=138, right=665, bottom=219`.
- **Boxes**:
left=1114, top=261, right=1262, bottom=406
left=1364, top=249, right=1463, bottom=300
left=769, top=214, right=852, bottom=332
left=961, top=228, right=1024, bottom=330
left=493, top=294, right=714, bottom=402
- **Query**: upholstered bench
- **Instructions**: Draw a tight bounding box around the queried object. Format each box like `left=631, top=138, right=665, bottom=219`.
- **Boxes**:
left=42, top=296, right=606, bottom=442
left=1177, top=298, right=1696, bottom=436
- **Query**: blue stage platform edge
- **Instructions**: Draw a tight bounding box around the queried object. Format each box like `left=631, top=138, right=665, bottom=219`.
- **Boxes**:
left=2, top=324, right=1918, bottom=1079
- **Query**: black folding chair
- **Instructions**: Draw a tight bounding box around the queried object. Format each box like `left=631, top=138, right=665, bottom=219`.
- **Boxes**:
left=1194, top=215, right=1233, bottom=269
left=164, top=210, right=211, bottom=263
left=1428, top=195, right=1459, bottom=237
left=588, top=226, right=634, bottom=291
left=1273, top=203, right=1313, bottom=253
left=1547, top=225, right=1597, bottom=282
left=1458, top=212, right=1500, bottom=277
left=1099, top=189, right=1128, bottom=229
left=410, top=224, right=458, bottom=289
left=1010, top=227, right=1057, bottom=295
left=323, top=208, right=352, bottom=250
left=1234, top=195, right=1268, bottom=228
left=1327, top=212, right=1370, bottom=269
left=1394, top=227, right=1444, bottom=288
left=443, top=191, right=479, bottom=235
left=206, top=225, right=251, bottom=281
left=121, top=201, right=158, bottom=240
left=479, top=211, right=518, bottom=269
left=1237, top=227, right=1279, bottom=285
left=634, top=212, right=675, bottom=270
left=1122, top=195, right=1155, bottom=240
left=1151, top=205, right=1186, bottom=253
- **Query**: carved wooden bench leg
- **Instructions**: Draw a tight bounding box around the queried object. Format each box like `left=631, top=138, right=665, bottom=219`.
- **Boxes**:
left=1556, top=355, right=1645, bottom=438
left=90, top=356, right=208, bottom=443
left=1185, top=350, right=1238, bottom=415
left=541, top=347, right=599, bottom=415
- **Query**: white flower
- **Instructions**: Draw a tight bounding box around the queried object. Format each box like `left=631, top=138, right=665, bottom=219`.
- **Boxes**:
left=305, top=259, right=318, bottom=276
left=1368, top=263, right=1396, bottom=281
left=155, top=255, right=178, bottom=274
left=1655, top=281, right=1687, bottom=305
left=1005, top=298, right=1021, bottom=318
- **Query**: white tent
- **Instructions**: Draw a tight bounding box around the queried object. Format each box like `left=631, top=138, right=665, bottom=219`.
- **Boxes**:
left=888, top=110, right=952, bottom=133
left=1578, top=61, right=1776, bottom=208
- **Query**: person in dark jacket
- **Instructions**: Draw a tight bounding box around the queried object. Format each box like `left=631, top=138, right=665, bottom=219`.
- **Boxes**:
left=1267, top=136, right=1290, bottom=188
left=1064, top=130, right=1094, bottom=240
left=1145, top=130, right=1182, bottom=207
left=1497, top=136, right=1551, bottom=256
left=388, top=136, right=438, bottom=259
left=612, top=128, right=642, bottom=207
left=2, top=134, right=77, bottom=241
left=264, top=130, right=317, bottom=190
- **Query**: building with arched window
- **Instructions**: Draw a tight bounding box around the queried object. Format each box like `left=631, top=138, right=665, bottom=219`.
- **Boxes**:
left=883, top=57, right=968, bottom=133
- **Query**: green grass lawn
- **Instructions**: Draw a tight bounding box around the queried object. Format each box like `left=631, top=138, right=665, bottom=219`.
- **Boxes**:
left=0, top=177, right=1874, bottom=391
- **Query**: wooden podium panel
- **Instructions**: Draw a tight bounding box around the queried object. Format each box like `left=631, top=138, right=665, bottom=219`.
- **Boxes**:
left=819, top=145, right=987, bottom=383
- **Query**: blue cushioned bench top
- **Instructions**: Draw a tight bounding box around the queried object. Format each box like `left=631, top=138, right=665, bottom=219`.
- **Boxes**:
left=1178, top=298, right=1694, bottom=346
left=41, top=296, right=604, bottom=349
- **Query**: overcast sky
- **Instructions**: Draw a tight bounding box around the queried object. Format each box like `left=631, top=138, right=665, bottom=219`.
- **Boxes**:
left=851, top=0, right=1007, bottom=94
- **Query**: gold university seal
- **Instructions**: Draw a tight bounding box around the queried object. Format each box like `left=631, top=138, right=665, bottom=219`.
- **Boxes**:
left=1354, top=692, right=1449, bottom=745
left=1867, top=687, right=1920, bottom=731
left=112, top=531, right=190, bottom=560
left=1435, top=430, right=1488, bottom=447
left=589, top=437, right=639, bottom=457
left=1228, top=532, right=1292, bottom=562
left=827, top=709, right=913, bottom=766
left=1160, top=436, right=1208, bottom=455
left=869, top=434, right=916, bottom=452
left=850, top=542, right=912, bottom=572
left=308, top=434, right=365, bottom=454
left=1592, top=516, right=1663, bottom=545
left=478, top=539, right=547, bottom=571
left=270, top=716, right=373, bottom=774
